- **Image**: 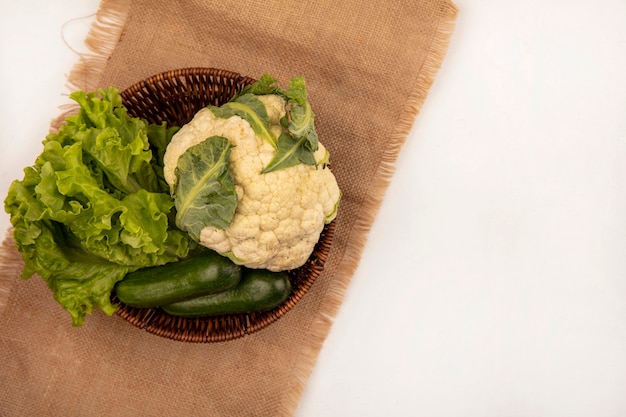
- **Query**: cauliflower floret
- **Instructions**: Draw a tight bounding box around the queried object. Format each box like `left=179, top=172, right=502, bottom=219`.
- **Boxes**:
left=164, top=94, right=340, bottom=271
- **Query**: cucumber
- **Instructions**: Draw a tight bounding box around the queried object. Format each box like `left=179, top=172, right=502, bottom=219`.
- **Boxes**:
left=115, top=251, right=241, bottom=308
left=161, top=269, right=292, bottom=317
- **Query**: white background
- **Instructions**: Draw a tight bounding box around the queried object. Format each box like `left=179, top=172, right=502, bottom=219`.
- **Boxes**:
left=2, top=1, right=626, bottom=416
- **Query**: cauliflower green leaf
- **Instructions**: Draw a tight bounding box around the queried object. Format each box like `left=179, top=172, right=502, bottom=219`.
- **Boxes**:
left=209, top=94, right=277, bottom=147
left=214, top=74, right=320, bottom=174
left=233, top=73, right=284, bottom=99
left=282, top=76, right=309, bottom=106
left=263, top=97, right=319, bottom=173
left=262, top=131, right=317, bottom=173
left=174, top=136, right=238, bottom=241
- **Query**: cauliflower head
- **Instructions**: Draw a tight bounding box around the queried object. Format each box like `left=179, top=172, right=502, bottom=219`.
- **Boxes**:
left=164, top=94, right=340, bottom=271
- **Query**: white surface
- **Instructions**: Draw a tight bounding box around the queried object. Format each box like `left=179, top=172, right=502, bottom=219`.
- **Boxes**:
left=2, top=1, right=626, bottom=416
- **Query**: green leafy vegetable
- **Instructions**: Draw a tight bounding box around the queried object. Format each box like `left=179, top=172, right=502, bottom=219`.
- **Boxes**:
left=146, top=122, right=180, bottom=188
left=4, top=87, right=191, bottom=326
left=232, top=73, right=284, bottom=99
left=215, top=74, right=320, bottom=174
left=174, top=136, right=238, bottom=241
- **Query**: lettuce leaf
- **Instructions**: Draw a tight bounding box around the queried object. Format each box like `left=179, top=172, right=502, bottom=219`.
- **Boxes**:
left=4, top=88, right=190, bottom=326
left=174, top=136, right=237, bottom=241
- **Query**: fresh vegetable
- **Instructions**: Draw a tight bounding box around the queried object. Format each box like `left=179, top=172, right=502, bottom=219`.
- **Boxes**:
left=173, top=136, right=237, bottom=241
left=163, top=75, right=341, bottom=272
left=115, top=250, right=241, bottom=308
left=161, top=268, right=292, bottom=317
left=3, top=88, right=191, bottom=326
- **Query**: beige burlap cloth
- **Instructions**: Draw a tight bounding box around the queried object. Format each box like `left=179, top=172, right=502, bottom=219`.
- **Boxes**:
left=0, top=0, right=457, bottom=415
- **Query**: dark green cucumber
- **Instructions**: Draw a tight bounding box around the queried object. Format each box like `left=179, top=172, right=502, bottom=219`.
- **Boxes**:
left=115, top=251, right=241, bottom=308
left=161, top=269, right=292, bottom=317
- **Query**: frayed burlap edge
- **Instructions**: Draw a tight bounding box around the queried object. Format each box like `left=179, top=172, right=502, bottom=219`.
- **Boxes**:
left=280, top=2, right=459, bottom=415
left=50, top=0, right=131, bottom=132
left=0, top=232, right=21, bottom=312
